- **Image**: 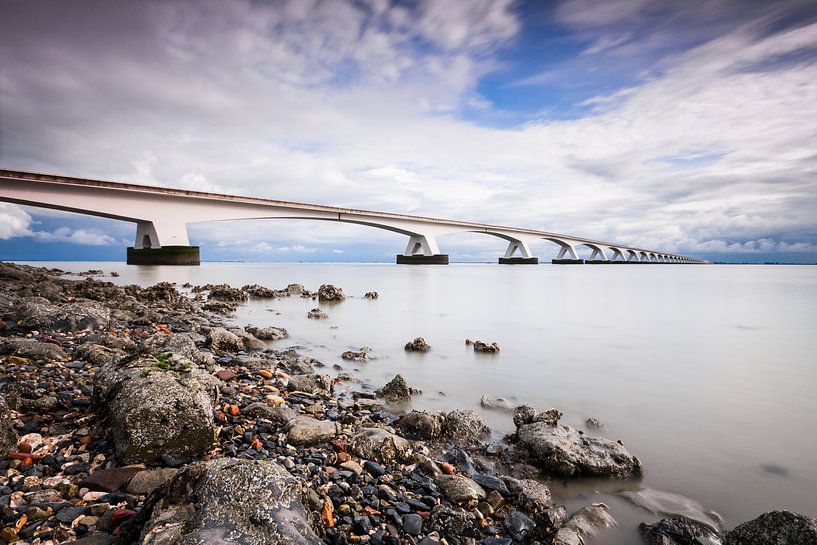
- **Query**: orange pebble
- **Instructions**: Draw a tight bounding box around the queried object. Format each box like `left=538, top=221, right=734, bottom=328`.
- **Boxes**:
left=257, top=370, right=273, bottom=379
left=227, top=404, right=240, bottom=416
left=321, top=499, right=335, bottom=528
left=440, top=462, right=457, bottom=474
left=79, top=436, right=93, bottom=444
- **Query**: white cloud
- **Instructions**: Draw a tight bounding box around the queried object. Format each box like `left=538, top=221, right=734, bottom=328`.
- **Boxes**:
left=31, top=227, right=118, bottom=246
left=0, top=204, right=32, bottom=239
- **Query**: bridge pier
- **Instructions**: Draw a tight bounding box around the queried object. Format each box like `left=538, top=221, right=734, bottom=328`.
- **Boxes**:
left=127, top=246, right=200, bottom=265
left=552, top=259, right=585, bottom=264
left=396, top=254, right=449, bottom=264
left=396, top=234, right=448, bottom=264
left=499, top=257, right=538, bottom=264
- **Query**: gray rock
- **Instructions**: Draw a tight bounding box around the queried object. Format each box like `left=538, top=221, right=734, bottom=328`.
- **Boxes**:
left=640, top=516, right=722, bottom=545
left=502, top=477, right=553, bottom=524
left=341, top=348, right=369, bottom=361
left=396, top=410, right=446, bottom=440
left=350, top=427, right=411, bottom=463
left=64, top=535, right=115, bottom=545
left=287, top=374, right=332, bottom=395
left=585, top=417, right=605, bottom=430
left=94, top=354, right=219, bottom=464
left=0, top=395, right=18, bottom=457
left=208, top=327, right=260, bottom=352
left=285, top=416, right=340, bottom=445
left=242, top=403, right=298, bottom=424
left=505, top=511, right=537, bottom=542
left=435, top=474, right=486, bottom=505
left=307, top=308, right=328, bottom=319
left=533, top=408, right=563, bottom=426
left=74, top=342, right=123, bottom=366
left=375, top=374, right=418, bottom=402
left=480, top=395, right=514, bottom=411
left=132, top=458, right=321, bottom=545
left=404, top=337, right=430, bottom=352
left=245, top=325, right=288, bottom=341
left=724, top=511, right=817, bottom=545
left=517, top=422, right=643, bottom=478
left=127, top=468, right=179, bottom=496
left=15, top=299, right=111, bottom=332
left=318, top=284, right=345, bottom=302
left=0, top=337, right=67, bottom=361
left=513, top=405, right=536, bottom=428
left=553, top=503, right=617, bottom=545
left=286, top=283, right=305, bottom=295
left=143, top=333, right=214, bottom=370
left=620, top=488, right=723, bottom=531
left=443, top=409, right=490, bottom=443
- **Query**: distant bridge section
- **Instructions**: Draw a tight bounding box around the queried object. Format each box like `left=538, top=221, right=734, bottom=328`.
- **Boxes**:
left=0, top=169, right=707, bottom=265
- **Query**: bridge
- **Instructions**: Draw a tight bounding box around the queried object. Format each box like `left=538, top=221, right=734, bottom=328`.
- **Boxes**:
left=0, top=169, right=706, bottom=266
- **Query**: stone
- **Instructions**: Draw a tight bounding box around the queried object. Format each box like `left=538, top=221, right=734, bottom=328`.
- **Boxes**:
left=403, top=513, right=423, bottom=535
left=502, top=477, right=553, bottom=524
left=505, top=511, right=537, bottom=542
left=342, top=348, right=369, bottom=361
left=80, top=467, right=142, bottom=492
left=723, top=511, right=817, bottom=545
left=364, top=291, right=378, bottom=299
left=307, top=308, right=328, bottom=319
left=318, top=284, right=345, bottom=302
left=375, top=374, right=419, bottom=403
left=533, top=408, right=563, bottom=426
left=286, top=283, right=305, bottom=295
left=480, top=395, right=514, bottom=411
left=396, top=410, right=446, bottom=440
left=350, top=428, right=411, bottom=463
left=513, top=405, right=536, bottom=428
left=404, top=337, right=430, bottom=352
left=245, top=325, right=288, bottom=341
left=126, top=458, right=321, bottom=545
left=126, top=468, right=179, bottom=495
left=639, top=516, right=723, bottom=545
left=287, top=373, right=332, bottom=395
left=94, top=354, right=219, bottom=464
left=435, top=474, right=486, bottom=505
left=0, top=337, right=67, bottom=361
left=64, top=534, right=115, bottom=545
left=553, top=504, right=617, bottom=545
left=443, top=409, right=490, bottom=443
left=0, top=395, right=18, bottom=457
left=585, top=417, right=605, bottom=430
left=471, top=474, right=509, bottom=496
left=472, top=340, right=500, bottom=353
left=208, top=327, right=243, bottom=352
left=285, top=416, right=340, bottom=445
left=142, top=332, right=215, bottom=370
left=517, top=422, right=643, bottom=478
left=620, top=488, right=723, bottom=531
left=15, top=299, right=111, bottom=332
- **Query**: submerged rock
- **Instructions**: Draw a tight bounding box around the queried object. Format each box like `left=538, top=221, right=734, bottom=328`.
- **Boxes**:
left=375, top=374, right=419, bottom=402
left=364, top=291, right=379, bottom=299
left=585, top=417, right=606, bottom=430
left=318, top=284, right=345, bottom=302
left=723, top=511, right=817, bottom=545
left=480, top=395, right=514, bottom=411
left=620, top=488, right=723, bottom=531
left=553, top=504, right=617, bottom=545
left=517, top=422, right=642, bottom=478
left=341, top=347, right=369, bottom=361
left=471, top=340, right=500, bottom=353
left=404, top=337, right=431, bottom=352
left=307, top=308, right=328, bottom=319
left=127, top=458, right=321, bottom=545
left=639, top=516, right=722, bottom=545
left=245, top=325, right=288, bottom=341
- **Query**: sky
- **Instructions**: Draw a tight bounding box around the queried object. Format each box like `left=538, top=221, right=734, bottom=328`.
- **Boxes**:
left=1, top=0, right=816, bottom=263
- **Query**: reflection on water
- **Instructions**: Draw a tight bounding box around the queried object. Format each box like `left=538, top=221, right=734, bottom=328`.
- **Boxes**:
left=31, top=261, right=817, bottom=542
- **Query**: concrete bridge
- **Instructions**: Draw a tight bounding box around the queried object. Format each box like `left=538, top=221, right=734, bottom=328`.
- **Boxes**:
left=0, top=169, right=706, bottom=265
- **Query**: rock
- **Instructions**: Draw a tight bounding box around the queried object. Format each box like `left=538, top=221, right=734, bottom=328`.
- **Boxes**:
left=553, top=504, right=617, bottom=545
left=207, top=327, right=245, bottom=352
left=404, top=513, right=424, bottom=535
left=723, top=511, right=817, bottom=545
left=472, top=340, right=500, bottom=353
left=342, top=347, right=369, bottom=361
left=318, top=284, right=345, bottom=302
left=397, top=410, right=446, bottom=440
left=513, top=405, right=536, bottom=428
left=404, top=337, right=431, bottom=352
left=245, top=325, right=288, bottom=341
left=364, top=291, right=378, bottom=299
left=505, top=510, right=537, bottom=542
left=126, top=468, right=179, bottom=495
left=350, top=427, right=411, bottom=463
left=80, top=467, right=143, bottom=492
left=215, top=369, right=236, bottom=381
left=64, top=535, right=115, bottom=545
left=443, top=409, right=490, bottom=443
left=435, top=474, right=486, bottom=505
left=15, top=299, right=111, bottom=331
left=142, top=332, right=215, bottom=370
left=533, top=408, right=562, bottom=426
left=128, top=458, right=321, bottom=545
left=307, top=308, right=328, bottom=319
left=375, top=374, right=419, bottom=402
left=480, top=395, right=514, bottom=411
left=502, top=478, right=553, bottom=524
left=94, top=354, right=219, bottom=464
left=242, top=284, right=277, bottom=298
left=287, top=373, right=332, bottom=395
left=585, top=417, right=605, bottom=430
left=285, top=416, right=340, bottom=445
left=0, top=395, right=18, bottom=457
left=620, top=488, right=723, bottom=531
left=243, top=402, right=297, bottom=423
left=517, top=422, right=643, bottom=478
left=0, top=337, right=67, bottom=360
left=206, top=283, right=247, bottom=301
left=286, top=283, right=305, bottom=295
left=640, top=516, right=722, bottom=545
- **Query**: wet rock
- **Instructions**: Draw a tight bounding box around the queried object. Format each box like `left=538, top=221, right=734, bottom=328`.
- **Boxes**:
left=127, top=468, right=179, bottom=496
left=435, top=474, right=486, bottom=505
left=443, top=409, right=490, bottom=443
left=350, top=427, right=411, bottom=463
left=81, top=467, right=143, bottom=492
left=505, top=510, right=537, bottom=542
left=480, top=395, right=514, bottom=411
left=472, top=474, right=509, bottom=496
left=207, top=327, right=243, bottom=352
left=308, top=308, right=329, bottom=319
left=513, top=405, right=536, bottom=428
left=243, top=402, right=297, bottom=424
left=553, top=504, right=617, bottom=545
left=286, top=283, right=305, bottom=295
left=342, top=347, right=369, bottom=361
left=620, top=488, right=723, bottom=531
left=585, top=417, right=605, bottom=430
left=128, top=458, right=321, bottom=545
left=404, top=513, right=424, bottom=535
left=285, top=416, right=340, bottom=445
left=471, top=340, right=500, bottom=353
left=242, top=284, right=277, bottom=298
left=15, top=299, right=111, bottom=332
left=318, top=284, right=345, bottom=302
left=502, top=477, right=553, bottom=523
left=517, top=422, right=642, bottom=478
left=94, top=354, right=219, bottom=464
left=206, top=283, right=248, bottom=302
left=0, top=395, right=18, bottom=457
left=397, top=410, right=446, bottom=440
left=287, top=373, right=332, bottom=395
left=143, top=332, right=215, bottom=369
left=723, top=511, right=817, bottom=545
left=404, top=337, right=431, bottom=352
left=0, top=337, right=67, bottom=360
left=364, top=291, right=379, bottom=300
left=245, top=325, right=288, bottom=341
left=533, top=408, right=562, bottom=426
left=375, top=374, right=420, bottom=403
left=640, top=516, right=722, bottom=545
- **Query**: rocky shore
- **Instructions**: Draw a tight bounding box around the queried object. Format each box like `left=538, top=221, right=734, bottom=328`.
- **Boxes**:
left=0, top=262, right=814, bottom=545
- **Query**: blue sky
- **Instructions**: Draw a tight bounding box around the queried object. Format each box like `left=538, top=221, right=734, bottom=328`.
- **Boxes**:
left=1, top=0, right=816, bottom=263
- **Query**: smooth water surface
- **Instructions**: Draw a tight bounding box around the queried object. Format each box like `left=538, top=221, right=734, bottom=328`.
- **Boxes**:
left=24, top=261, right=817, bottom=542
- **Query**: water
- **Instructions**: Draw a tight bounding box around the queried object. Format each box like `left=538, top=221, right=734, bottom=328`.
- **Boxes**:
left=22, top=261, right=817, bottom=542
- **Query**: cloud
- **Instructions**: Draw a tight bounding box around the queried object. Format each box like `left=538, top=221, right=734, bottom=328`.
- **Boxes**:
left=31, top=227, right=118, bottom=246
left=276, top=245, right=317, bottom=254
left=0, top=204, right=32, bottom=239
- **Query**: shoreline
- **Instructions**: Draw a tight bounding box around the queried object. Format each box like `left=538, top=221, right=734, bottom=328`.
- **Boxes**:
left=0, top=262, right=814, bottom=545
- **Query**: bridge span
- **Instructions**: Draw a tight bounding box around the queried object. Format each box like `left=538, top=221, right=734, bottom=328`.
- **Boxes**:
left=0, top=169, right=706, bottom=266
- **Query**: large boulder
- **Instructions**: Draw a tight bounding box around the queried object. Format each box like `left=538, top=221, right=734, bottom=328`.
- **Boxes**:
left=375, top=374, right=418, bottom=403
left=0, top=337, right=67, bottom=361
left=127, top=458, right=321, bottom=545
left=94, top=354, right=219, bottom=464
left=0, top=395, right=18, bottom=457
left=724, top=511, right=817, bottom=545
left=318, top=284, right=345, bottom=302
left=143, top=333, right=215, bottom=370
left=517, top=422, right=642, bottom=478
left=14, top=298, right=110, bottom=332
left=553, top=504, right=617, bottom=545
left=640, top=516, right=722, bottom=545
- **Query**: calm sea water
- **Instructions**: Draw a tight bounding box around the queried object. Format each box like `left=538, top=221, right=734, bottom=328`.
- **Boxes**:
left=21, top=261, right=817, bottom=542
